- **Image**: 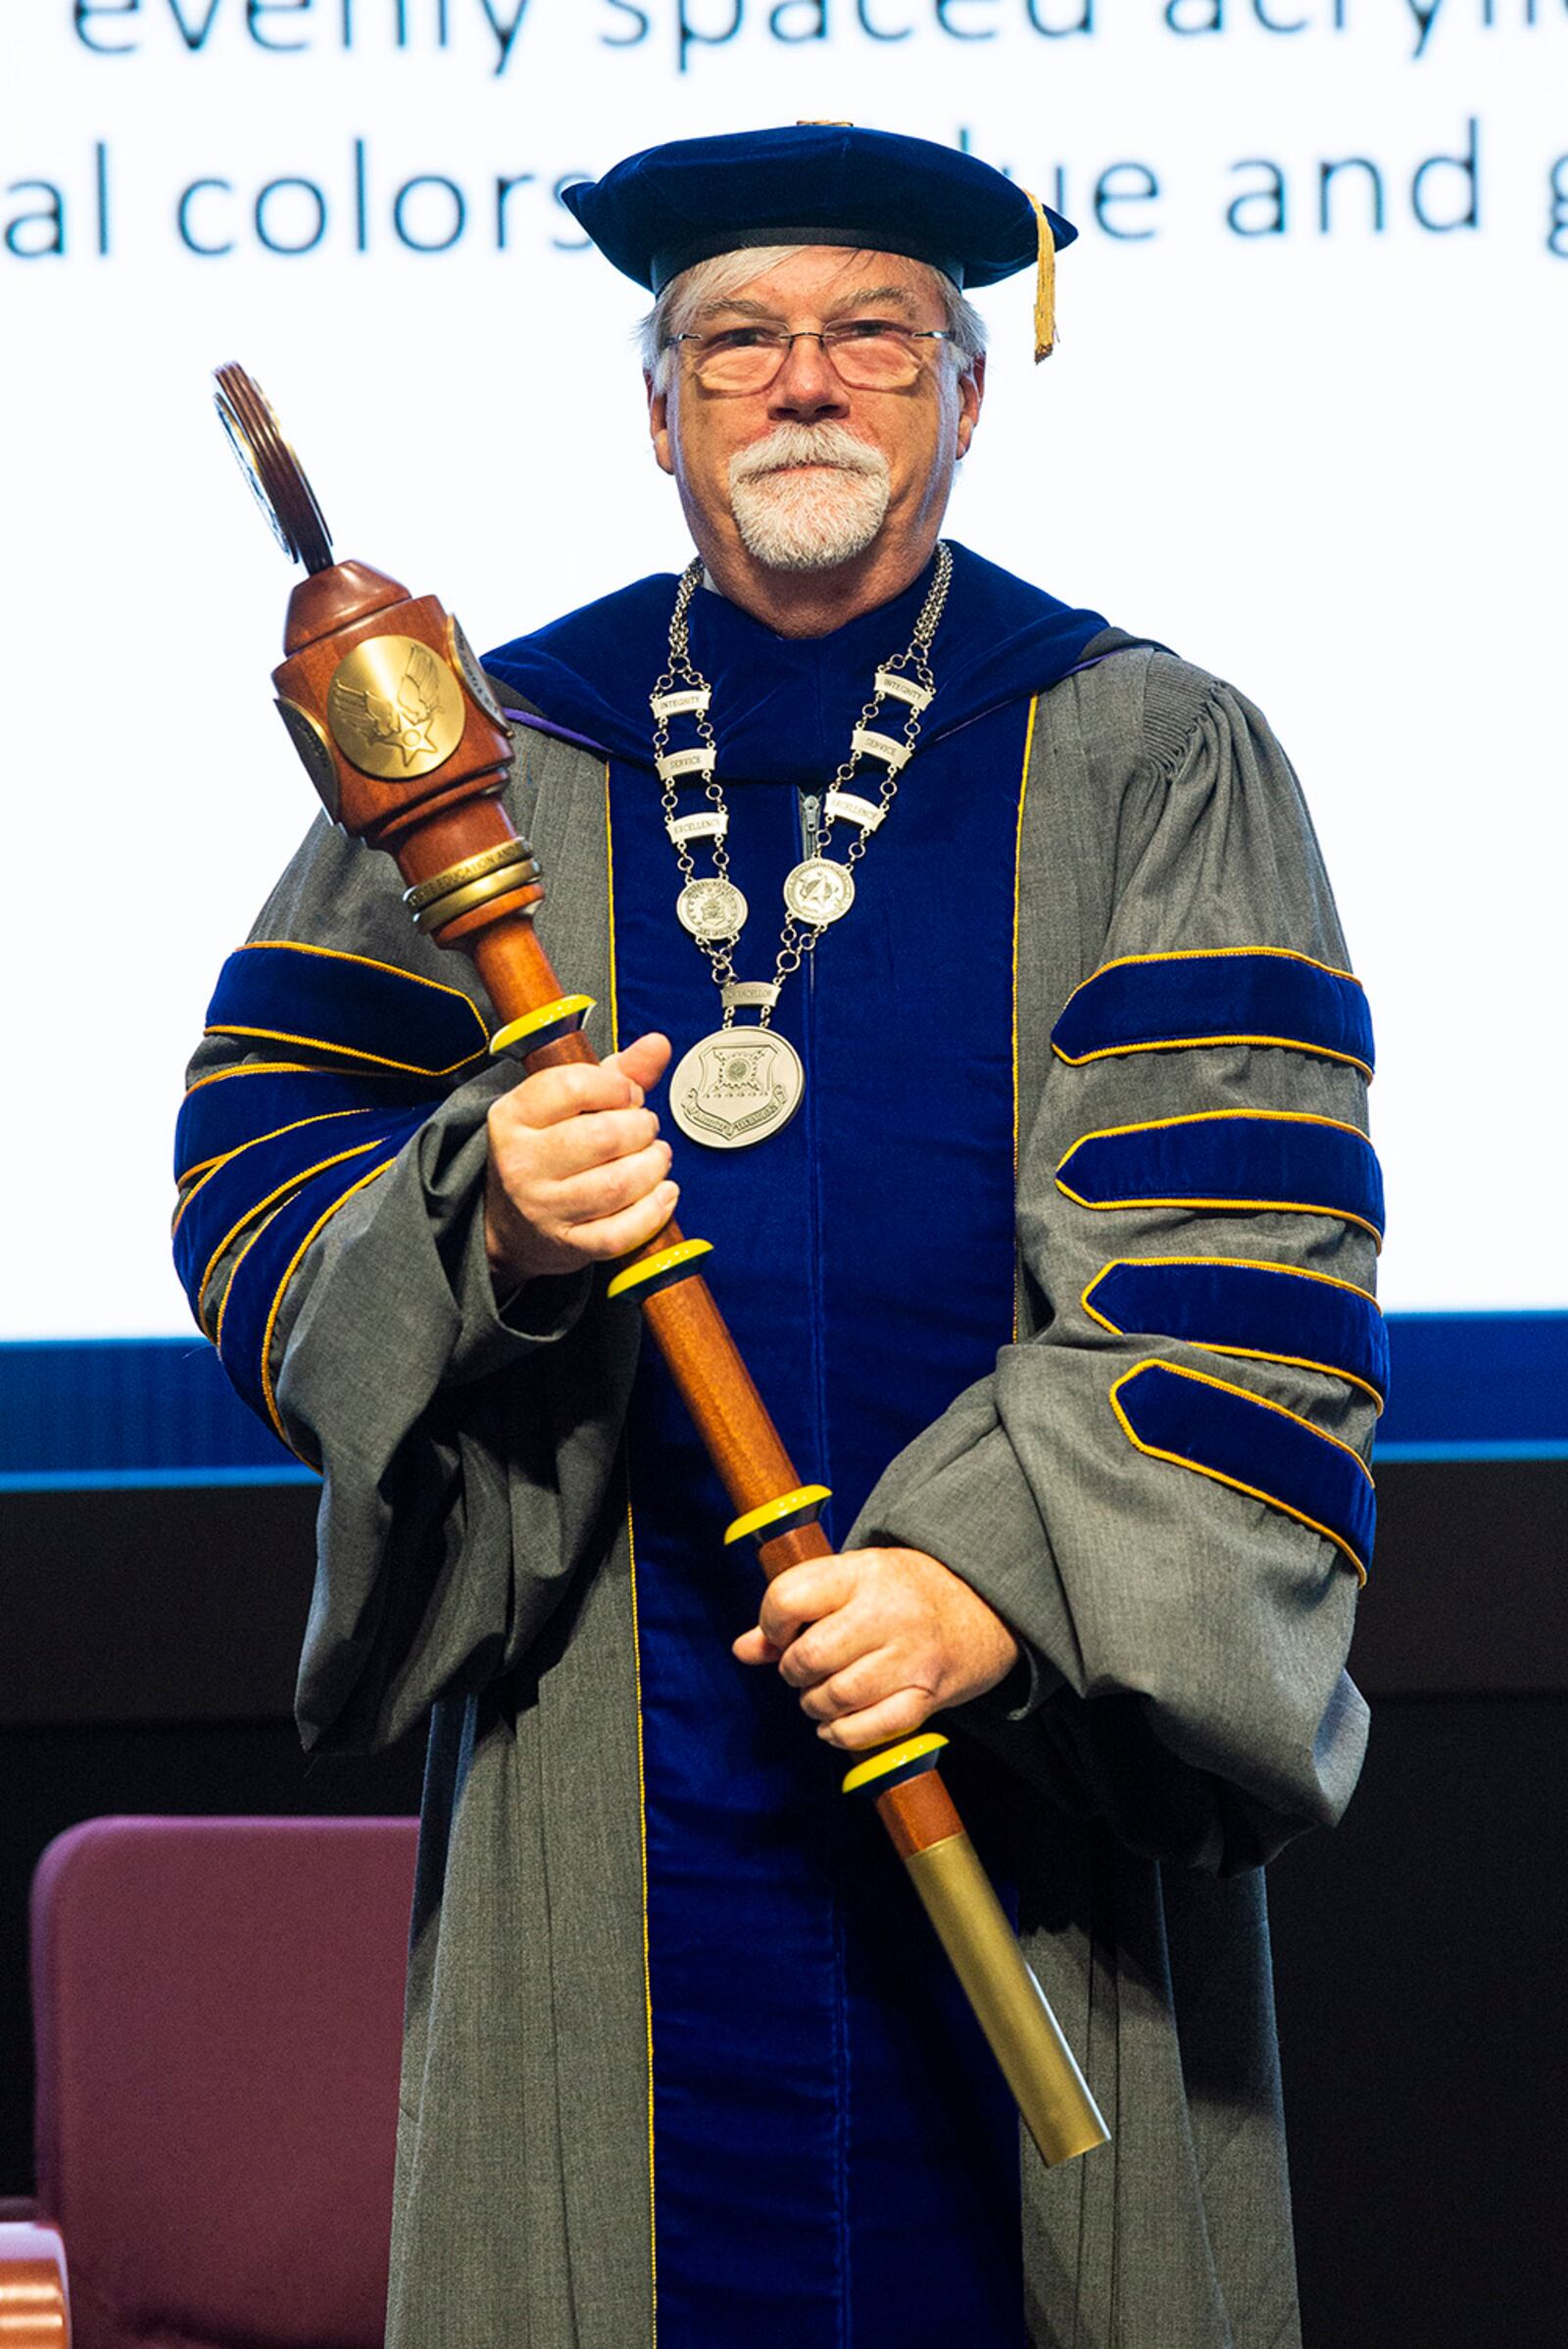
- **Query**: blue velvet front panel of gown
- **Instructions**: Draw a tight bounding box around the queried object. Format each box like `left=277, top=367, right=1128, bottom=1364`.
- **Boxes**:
left=607, top=676, right=1035, bottom=2345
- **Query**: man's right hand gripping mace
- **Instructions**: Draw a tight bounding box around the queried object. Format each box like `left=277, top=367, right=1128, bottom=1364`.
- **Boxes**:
left=214, top=363, right=1107, bottom=2171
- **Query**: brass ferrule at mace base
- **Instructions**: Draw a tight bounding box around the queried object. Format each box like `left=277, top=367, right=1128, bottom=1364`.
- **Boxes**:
left=902, top=1832, right=1108, bottom=2167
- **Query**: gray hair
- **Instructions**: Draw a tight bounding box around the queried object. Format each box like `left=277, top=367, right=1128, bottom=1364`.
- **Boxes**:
left=639, top=245, right=988, bottom=392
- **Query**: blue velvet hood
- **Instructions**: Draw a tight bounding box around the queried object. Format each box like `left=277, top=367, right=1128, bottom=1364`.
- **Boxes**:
left=485, top=541, right=1108, bottom=789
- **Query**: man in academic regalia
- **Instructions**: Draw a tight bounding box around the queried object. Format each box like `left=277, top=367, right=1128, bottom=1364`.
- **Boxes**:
left=175, top=125, right=1383, bottom=2348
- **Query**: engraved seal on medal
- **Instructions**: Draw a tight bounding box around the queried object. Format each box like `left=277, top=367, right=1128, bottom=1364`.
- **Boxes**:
left=676, top=877, right=748, bottom=939
left=669, top=1029, right=805, bottom=1150
left=783, top=857, right=856, bottom=926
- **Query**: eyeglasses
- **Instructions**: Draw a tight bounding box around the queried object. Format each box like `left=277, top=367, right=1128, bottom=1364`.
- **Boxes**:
left=667, top=318, right=954, bottom=393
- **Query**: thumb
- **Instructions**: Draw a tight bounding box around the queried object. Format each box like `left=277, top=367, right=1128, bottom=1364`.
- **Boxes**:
left=605, top=1032, right=673, bottom=1100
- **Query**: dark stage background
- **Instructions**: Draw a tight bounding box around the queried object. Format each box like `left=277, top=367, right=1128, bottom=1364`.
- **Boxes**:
left=2, top=1455, right=1563, bottom=2348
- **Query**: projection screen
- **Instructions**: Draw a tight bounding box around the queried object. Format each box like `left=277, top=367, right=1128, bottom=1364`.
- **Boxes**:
left=3, top=1, right=1564, bottom=1474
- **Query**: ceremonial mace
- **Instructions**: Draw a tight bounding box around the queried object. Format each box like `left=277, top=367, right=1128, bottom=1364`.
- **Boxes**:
left=213, top=363, right=1107, bottom=2170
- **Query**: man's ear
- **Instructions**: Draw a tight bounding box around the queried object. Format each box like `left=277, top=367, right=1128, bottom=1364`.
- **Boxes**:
left=956, top=355, right=985, bottom=460
left=647, top=372, right=676, bottom=477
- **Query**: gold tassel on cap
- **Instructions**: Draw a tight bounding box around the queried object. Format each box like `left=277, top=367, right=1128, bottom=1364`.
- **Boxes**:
left=1024, top=189, right=1056, bottom=362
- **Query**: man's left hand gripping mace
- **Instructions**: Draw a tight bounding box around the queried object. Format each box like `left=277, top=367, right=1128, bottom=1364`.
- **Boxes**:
left=213, top=363, right=1107, bottom=2172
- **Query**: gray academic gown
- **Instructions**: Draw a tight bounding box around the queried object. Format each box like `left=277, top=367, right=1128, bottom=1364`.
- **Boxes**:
left=191, top=642, right=1373, bottom=2348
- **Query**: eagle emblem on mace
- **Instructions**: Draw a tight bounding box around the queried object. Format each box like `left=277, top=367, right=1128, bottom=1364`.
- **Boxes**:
left=326, top=634, right=466, bottom=780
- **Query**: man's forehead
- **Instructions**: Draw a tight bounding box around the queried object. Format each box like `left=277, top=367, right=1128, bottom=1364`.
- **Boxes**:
left=699, top=248, right=938, bottom=313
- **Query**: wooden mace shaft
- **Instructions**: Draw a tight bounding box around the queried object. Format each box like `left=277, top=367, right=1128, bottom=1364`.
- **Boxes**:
left=269, top=558, right=1107, bottom=2169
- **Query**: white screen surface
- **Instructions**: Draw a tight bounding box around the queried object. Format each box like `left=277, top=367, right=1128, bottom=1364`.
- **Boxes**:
left=4, top=1, right=1564, bottom=1336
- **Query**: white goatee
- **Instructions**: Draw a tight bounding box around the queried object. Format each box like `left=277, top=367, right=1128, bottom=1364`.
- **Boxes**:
left=727, top=423, right=892, bottom=572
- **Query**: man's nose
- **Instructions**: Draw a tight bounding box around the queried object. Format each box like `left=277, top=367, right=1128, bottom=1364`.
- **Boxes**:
left=768, top=333, right=849, bottom=419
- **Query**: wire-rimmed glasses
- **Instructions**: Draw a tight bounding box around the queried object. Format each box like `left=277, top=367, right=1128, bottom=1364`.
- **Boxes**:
left=667, top=319, right=954, bottom=393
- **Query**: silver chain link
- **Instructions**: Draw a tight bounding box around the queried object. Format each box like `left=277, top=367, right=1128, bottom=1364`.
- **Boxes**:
left=652, top=544, right=954, bottom=1026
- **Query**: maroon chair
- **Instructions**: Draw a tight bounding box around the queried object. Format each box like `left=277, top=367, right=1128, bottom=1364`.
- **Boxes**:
left=0, top=1816, right=417, bottom=2349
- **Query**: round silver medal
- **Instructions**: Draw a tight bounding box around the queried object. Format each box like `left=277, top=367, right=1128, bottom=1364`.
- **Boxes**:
left=783, top=857, right=856, bottom=927
left=669, top=1027, right=805, bottom=1150
left=676, top=878, right=748, bottom=940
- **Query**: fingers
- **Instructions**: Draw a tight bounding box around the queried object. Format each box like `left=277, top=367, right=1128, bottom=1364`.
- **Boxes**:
left=500, top=1052, right=652, bottom=1132
left=733, top=1613, right=937, bottom=1750
left=795, top=1647, right=925, bottom=1725
left=489, top=1123, right=675, bottom=1254
left=731, top=1626, right=784, bottom=1667
left=551, top=1134, right=673, bottom=1223
left=484, top=1033, right=680, bottom=1285
left=735, top=1613, right=939, bottom=1748
left=541, top=1103, right=662, bottom=1181
left=731, top=1546, right=1020, bottom=1750
left=755, top=1558, right=856, bottom=1652
left=565, top=1176, right=681, bottom=1263
left=816, top=1688, right=937, bottom=1753
left=773, top=1610, right=864, bottom=1690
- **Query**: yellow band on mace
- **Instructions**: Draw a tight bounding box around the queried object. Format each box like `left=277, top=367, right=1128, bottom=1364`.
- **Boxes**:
left=489, top=995, right=596, bottom=1056
left=722, top=1483, right=833, bottom=1547
left=606, top=1238, right=713, bottom=1299
left=841, top=1731, right=951, bottom=1795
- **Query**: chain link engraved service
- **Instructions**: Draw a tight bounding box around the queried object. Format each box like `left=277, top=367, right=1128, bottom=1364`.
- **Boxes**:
left=652, top=546, right=953, bottom=1149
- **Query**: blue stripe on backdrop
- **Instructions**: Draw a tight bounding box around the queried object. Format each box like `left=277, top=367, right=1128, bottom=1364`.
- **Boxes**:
left=0, top=1314, right=1564, bottom=1489
left=1373, top=1312, right=1568, bottom=1460
left=0, top=1339, right=315, bottom=1490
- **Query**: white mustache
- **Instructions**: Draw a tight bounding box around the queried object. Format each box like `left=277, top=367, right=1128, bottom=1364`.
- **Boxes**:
left=729, top=424, right=890, bottom=487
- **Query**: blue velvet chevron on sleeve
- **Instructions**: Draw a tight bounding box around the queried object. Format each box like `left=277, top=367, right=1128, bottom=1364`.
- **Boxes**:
left=1051, top=948, right=1374, bottom=1078
left=173, top=1109, right=419, bottom=1317
left=1044, top=923, right=1385, bottom=1582
left=1084, top=1257, right=1389, bottom=1407
left=176, top=943, right=488, bottom=1446
left=213, top=1122, right=427, bottom=1434
left=1111, top=1359, right=1376, bottom=1582
left=1056, top=1110, right=1385, bottom=1246
left=174, top=1065, right=434, bottom=1185
left=203, top=942, right=489, bottom=1075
